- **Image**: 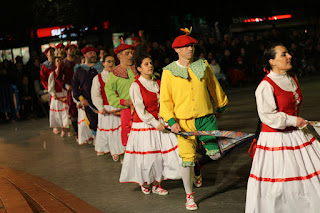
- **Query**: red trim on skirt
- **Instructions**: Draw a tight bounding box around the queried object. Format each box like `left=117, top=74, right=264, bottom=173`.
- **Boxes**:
left=78, top=119, right=85, bottom=124
left=256, top=137, right=316, bottom=151
left=125, top=145, right=178, bottom=155
left=50, top=107, right=68, bottom=112
left=97, top=125, right=121, bottom=132
left=250, top=169, right=320, bottom=182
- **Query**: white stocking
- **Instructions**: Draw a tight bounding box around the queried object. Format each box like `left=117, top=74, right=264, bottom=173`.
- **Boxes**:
left=209, top=152, right=221, bottom=161
left=180, top=166, right=194, bottom=194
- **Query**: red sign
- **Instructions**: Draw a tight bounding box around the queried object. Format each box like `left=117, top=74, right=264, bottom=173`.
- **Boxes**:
left=243, top=14, right=292, bottom=23
left=36, top=25, right=73, bottom=38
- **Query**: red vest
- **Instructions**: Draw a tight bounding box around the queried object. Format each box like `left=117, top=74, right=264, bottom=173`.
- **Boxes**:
left=40, top=65, right=55, bottom=90
left=97, top=73, right=109, bottom=105
left=132, top=79, right=161, bottom=123
left=261, top=73, right=303, bottom=132
left=53, top=71, right=63, bottom=93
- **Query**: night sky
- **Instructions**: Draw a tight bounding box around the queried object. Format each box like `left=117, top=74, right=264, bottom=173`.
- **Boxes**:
left=1, top=0, right=319, bottom=47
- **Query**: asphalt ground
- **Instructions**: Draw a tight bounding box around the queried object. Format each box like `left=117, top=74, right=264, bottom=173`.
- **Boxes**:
left=1, top=73, right=319, bottom=212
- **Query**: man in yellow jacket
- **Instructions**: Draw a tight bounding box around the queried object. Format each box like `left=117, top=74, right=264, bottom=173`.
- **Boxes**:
left=159, top=28, right=228, bottom=211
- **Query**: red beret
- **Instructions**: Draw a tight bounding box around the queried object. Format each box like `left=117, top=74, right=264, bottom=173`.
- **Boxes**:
left=81, top=46, right=98, bottom=54
left=64, top=44, right=77, bottom=51
left=172, top=27, right=198, bottom=49
left=56, top=43, right=65, bottom=49
left=44, top=47, right=55, bottom=55
left=172, top=35, right=198, bottom=49
left=114, top=43, right=134, bottom=55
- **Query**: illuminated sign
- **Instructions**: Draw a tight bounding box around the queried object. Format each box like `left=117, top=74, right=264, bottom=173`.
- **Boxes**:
left=233, top=14, right=292, bottom=24
left=36, top=25, right=73, bottom=38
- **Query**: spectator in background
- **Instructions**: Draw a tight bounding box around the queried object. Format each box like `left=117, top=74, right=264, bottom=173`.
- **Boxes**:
left=98, top=48, right=107, bottom=62
left=239, top=47, right=251, bottom=76
left=206, top=37, right=219, bottom=57
left=165, top=40, right=177, bottom=61
left=19, top=75, right=35, bottom=119
left=219, top=49, right=233, bottom=72
left=29, top=57, right=47, bottom=118
left=0, top=66, right=20, bottom=120
left=26, top=50, right=39, bottom=70
left=209, top=58, right=221, bottom=76
left=132, top=30, right=149, bottom=60
left=206, top=52, right=214, bottom=62
left=209, top=58, right=227, bottom=88
left=149, top=41, right=165, bottom=67
left=195, top=39, right=207, bottom=57
left=198, top=52, right=205, bottom=59
left=14, top=61, right=26, bottom=87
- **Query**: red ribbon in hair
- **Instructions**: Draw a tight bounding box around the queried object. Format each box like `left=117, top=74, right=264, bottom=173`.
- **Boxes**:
left=263, top=67, right=270, bottom=74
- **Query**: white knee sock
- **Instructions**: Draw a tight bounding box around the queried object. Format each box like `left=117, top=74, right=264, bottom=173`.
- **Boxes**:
left=180, top=166, right=194, bottom=194
left=209, top=153, right=221, bottom=161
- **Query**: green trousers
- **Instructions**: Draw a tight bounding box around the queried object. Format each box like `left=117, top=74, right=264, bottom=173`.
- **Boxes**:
left=195, top=114, right=220, bottom=156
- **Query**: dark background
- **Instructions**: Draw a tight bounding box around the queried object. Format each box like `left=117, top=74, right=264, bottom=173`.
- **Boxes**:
left=1, top=0, right=319, bottom=49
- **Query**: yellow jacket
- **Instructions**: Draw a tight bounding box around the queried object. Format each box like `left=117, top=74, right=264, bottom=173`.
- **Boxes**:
left=159, top=59, right=228, bottom=123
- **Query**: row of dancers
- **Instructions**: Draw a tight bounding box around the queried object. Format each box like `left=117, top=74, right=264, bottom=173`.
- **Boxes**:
left=43, top=28, right=320, bottom=212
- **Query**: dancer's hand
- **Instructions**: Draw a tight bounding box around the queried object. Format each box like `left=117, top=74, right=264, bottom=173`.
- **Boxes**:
left=171, top=123, right=181, bottom=133
left=123, top=99, right=133, bottom=107
left=80, top=98, right=89, bottom=106
left=157, top=123, right=165, bottom=131
left=215, top=112, right=223, bottom=119
left=100, top=108, right=108, bottom=115
left=297, top=117, right=308, bottom=127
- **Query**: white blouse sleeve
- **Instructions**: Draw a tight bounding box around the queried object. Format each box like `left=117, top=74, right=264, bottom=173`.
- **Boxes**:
left=48, top=72, right=56, bottom=97
left=129, top=82, right=161, bottom=128
left=255, top=81, right=297, bottom=129
left=91, top=76, right=105, bottom=111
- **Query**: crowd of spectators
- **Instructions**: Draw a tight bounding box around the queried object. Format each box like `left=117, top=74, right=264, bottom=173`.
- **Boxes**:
left=1, top=25, right=320, bottom=122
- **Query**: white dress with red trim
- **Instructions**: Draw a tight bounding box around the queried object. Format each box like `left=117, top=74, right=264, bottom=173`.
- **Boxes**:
left=246, top=71, right=320, bottom=213
left=91, top=71, right=124, bottom=156
left=48, top=69, right=70, bottom=128
left=119, top=76, right=181, bottom=186
left=77, top=107, right=92, bottom=145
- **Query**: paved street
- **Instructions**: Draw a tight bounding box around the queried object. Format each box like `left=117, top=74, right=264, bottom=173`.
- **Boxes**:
left=1, top=73, right=320, bottom=213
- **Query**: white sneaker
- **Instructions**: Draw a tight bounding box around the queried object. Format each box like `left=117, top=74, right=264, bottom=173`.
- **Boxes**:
left=152, top=185, right=168, bottom=195
left=53, top=128, right=60, bottom=134
left=112, top=155, right=119, bottom=162
left=186, top=192, right=198, bottom=211
left=87, top=137, right=94, bottom=144
left=67, top=131, right=73, bottom=137
left=141, top=185, right=151, bottom=195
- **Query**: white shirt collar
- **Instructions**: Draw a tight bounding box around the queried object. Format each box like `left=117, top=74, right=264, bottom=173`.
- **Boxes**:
left=175, top=60, right=188, bottom=68
left=269, top=70, right=288, bottom=77
left=139, top=75, right=155, bottom=83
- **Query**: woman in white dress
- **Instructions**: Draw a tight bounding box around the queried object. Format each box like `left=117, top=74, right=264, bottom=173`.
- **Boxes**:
left=119, top=55, right=181, bottom=195
left=91, top=55, right=124, bottom=161
left=246, top=43, right=320, bottom=213
left=48, top=57, right=71, bottom=137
